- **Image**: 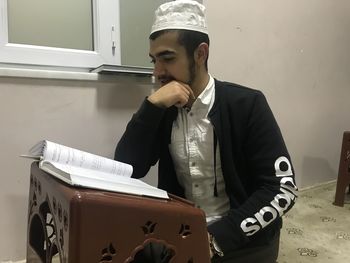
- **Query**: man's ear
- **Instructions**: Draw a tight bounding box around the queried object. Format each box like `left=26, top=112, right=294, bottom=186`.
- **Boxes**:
left=195, top=42, right=209, bottom=66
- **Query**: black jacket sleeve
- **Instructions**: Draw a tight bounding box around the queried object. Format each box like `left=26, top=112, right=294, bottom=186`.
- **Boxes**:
left=207, top=89, right=298, bottom=252
left=114, top=99, right=166, bottom=178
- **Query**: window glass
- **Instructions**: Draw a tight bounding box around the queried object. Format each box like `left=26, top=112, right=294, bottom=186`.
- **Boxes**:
left=7, top=0, right=93, bottom=51
left=119, top=0, right=168, bottom=67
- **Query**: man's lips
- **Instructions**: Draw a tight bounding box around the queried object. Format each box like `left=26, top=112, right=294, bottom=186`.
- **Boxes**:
left=158, top=78, right=174, bottom=85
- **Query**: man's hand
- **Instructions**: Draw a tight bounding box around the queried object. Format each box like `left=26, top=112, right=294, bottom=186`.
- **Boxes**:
left=148, top=81, right=195, bottom=108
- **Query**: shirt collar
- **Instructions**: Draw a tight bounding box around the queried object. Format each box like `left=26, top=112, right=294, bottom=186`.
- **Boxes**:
left=196, top=75, right=215, bottom=107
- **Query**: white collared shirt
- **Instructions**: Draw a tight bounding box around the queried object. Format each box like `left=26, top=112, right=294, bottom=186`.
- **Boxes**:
left=169, top=75, right=230, bottom=223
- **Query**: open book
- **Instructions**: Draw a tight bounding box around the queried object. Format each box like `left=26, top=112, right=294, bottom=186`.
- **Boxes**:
left=22, top=140, right=168, bottom=199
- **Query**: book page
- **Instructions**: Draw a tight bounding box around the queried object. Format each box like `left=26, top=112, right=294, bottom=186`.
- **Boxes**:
left=70, top=173, right=169, bottom=199
left=41, top=161, right=168, bottom=199
left=25, top=140, right=168, bottom=199
left=42, top=140, right=133, bottom=177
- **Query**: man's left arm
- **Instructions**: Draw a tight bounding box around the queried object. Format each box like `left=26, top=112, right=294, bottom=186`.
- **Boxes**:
left=208, top=91, right=298, bottom=253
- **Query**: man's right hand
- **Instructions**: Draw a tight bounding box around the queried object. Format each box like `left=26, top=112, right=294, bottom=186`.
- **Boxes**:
left=147, top=81, right=195, bottom=108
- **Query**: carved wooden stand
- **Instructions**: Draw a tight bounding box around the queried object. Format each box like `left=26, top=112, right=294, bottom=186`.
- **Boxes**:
left=27, top=162, right=210, bottom=262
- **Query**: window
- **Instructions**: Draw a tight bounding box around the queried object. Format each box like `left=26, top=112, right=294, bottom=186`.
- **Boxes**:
left=0, top=0, right=194, bottom=71
left=0, top=0, right=121, bottom=69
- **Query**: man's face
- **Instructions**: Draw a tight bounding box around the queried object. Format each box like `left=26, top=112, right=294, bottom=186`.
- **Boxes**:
left=149, top=31, right=195, bottom=87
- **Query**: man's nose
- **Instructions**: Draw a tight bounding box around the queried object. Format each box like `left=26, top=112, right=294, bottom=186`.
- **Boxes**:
left=153, top=61, right=165, bottom=77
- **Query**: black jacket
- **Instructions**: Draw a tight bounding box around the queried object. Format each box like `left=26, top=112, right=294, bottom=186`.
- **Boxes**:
left=115, top=79, right=297, bottom=253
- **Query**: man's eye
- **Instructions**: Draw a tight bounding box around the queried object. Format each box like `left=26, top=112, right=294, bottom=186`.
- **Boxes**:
left=163, top=57, right=175, bottom=62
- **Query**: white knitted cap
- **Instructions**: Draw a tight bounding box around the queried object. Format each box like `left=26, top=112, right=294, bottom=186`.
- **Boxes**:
left=150, top=0, right=208, bottom=35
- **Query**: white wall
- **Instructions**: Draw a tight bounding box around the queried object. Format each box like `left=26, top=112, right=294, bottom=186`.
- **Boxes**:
left=205, top=0, right=350, bottom=187
left=1, top=0, right=350, bottom=260
left=0, top=76, right=157, bottom=261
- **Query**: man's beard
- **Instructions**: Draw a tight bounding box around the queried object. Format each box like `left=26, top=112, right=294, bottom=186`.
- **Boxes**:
left=187, top=57, right=196, bottom=86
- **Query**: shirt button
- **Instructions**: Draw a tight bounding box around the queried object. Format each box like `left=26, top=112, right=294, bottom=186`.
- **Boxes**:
left=189, top=112, right=194, bottom=117
left=191, top=162, right=196, bottom=167
left=194, top=184, right=199, bottom=187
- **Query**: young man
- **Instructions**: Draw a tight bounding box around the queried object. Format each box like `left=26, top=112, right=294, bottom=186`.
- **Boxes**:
left=115, top=1, right=297, bottom=262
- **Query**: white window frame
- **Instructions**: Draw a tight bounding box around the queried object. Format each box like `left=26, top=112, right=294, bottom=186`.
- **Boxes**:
left=0, top=0, right=121, bottom=70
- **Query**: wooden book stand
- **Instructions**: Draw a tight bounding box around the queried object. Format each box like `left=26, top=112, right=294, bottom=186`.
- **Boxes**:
left=26, top=162, right=210, bottom=262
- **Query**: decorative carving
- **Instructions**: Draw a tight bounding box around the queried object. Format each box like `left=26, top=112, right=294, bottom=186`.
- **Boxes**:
left=126, top=239, right=175, bottom=263
left=100, top=243, right=117, bottom=263
left=141, top=221, right=157, bottom=235
left=179, top=224, right=191, bottom=238
left=58, top=202, right=62, bottom=222
left=52, top=197, right=57, bottom=215
left=45, top=213, right=55, bottom=244
left=29, top=200, right=61, bottom=262
left=63, top=210, right=68, bottom=231
left=59, top=228, right=64, bottom=248
left=29, top=192, right=38, bottom=217
left=34, top=177, right=38, bottom=190
left=38, top=180, right=42, bottom=195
